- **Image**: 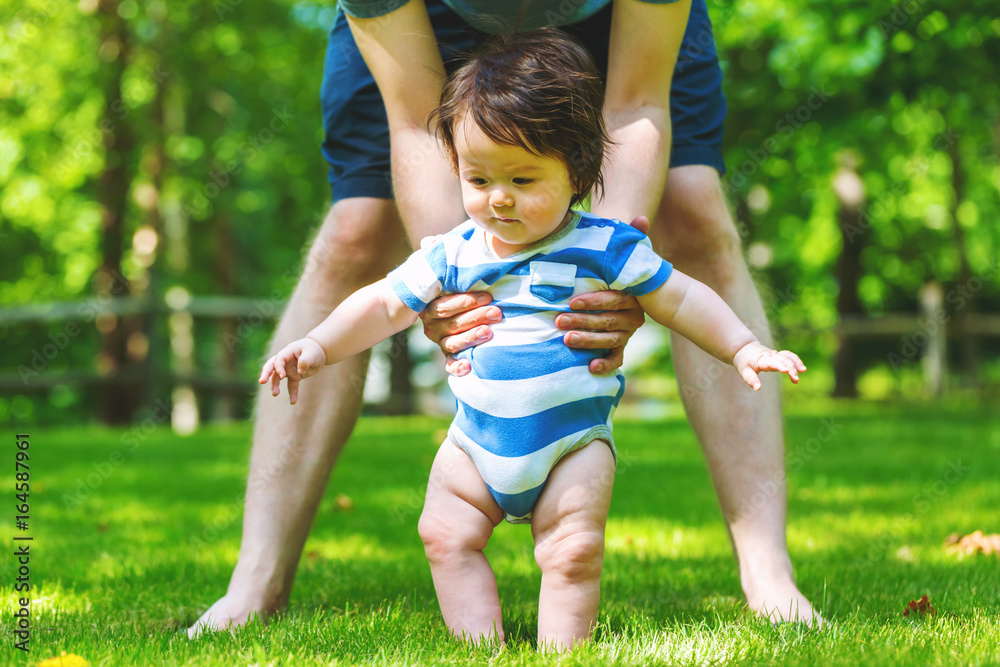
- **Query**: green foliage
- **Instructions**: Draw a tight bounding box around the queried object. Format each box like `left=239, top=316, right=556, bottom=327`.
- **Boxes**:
left=1, top=0, right=336, bottom=292
left=712, top=0, right=1000, bottom=384
left=1, top=0, right=335, bottom=422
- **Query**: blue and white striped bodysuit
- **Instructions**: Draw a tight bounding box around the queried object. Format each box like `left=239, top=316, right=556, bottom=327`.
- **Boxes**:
left=388, top=212, right=673, bottom=523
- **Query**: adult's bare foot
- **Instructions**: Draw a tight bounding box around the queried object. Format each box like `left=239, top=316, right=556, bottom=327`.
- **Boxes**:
left=186, top=593, right=275, bottom=639
left=745, top=577, right=824, bottom=627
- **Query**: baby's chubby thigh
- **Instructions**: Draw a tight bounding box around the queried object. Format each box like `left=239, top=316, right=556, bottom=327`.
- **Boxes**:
left=530, top=440, right=616, bottom=565
left=418, top=440, right=505, bottom=559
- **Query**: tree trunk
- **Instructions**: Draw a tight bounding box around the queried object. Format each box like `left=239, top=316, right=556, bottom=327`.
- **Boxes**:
left=215, top=213, right=238, bottom=421
left=383, top=330, right=416, bottom=415
left=95, top=0, right=138, bottom=424
left=832, top=162, right=865, bottom=398
left=139, top=57, right=167, bottom=419
left=949, top=144, right=978, bottom=389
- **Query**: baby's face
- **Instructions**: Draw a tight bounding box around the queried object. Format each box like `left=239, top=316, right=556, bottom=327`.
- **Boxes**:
left=453, top=114, right=574, bottom=257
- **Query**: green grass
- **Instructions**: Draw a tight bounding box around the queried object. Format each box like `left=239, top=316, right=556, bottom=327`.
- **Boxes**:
left=2, top=401, right=999, bottom=665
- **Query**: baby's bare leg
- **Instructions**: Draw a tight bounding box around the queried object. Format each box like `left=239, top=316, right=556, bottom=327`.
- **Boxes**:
left=418, top=441, right=505, bottom=643
left=531, top=441, right=616, bottom=652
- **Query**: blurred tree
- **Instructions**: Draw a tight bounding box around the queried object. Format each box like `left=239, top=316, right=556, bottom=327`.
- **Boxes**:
left=713, top=0, right=1000, bottom=396
left=94, top=0, right=140, bottom=423
left=1, top=0, right=334, bottom=423
left=1, top=0, right=998, bottom=424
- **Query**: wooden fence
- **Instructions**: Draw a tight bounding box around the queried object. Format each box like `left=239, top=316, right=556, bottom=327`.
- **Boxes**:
left=2, top=287, right=999, bottom=422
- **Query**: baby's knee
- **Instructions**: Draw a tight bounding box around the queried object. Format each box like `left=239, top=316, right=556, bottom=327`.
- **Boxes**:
left=535, top=530, right=605, bottom=583
left=418, top=510, right=490, bottom=563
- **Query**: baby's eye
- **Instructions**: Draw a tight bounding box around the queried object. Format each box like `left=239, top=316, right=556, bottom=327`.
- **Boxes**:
left=467, top=177, right=487, bottom=186
left=512, top=178, right=533, bottom=185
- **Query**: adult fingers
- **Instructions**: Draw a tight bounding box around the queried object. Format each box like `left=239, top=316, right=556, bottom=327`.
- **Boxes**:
left=557, top=309, right=644, bottom=334
left=628, top=215, right=651, bottom=235
left=439, top=325, right=494, bottom=355
left=562, top=329, right=632, bottom=350
left=424, top=305, right=502, bottom=339
left=567, top=290, right=641, bottom=313
left=444, top=356, right=471, bottom=377
left=427, top=292, right=494, bottom=319
left=419, top=234, right=443, bottom=250
left=588, top=346, right=624, bottom=374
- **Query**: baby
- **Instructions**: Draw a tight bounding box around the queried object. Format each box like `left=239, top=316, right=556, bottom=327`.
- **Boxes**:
left=259, top=28, right=805, bottom=651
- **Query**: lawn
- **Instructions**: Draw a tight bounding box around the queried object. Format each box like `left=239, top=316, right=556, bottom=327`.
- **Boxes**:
left=1, top=400, right=998, bottom=665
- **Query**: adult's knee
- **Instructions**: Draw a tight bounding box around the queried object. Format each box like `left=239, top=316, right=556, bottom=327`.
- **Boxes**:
left=534, top=530, right=605, bottom=583
left=654, top=167, right=745, bottom=283
left=303, top=198, right=406, bottom=288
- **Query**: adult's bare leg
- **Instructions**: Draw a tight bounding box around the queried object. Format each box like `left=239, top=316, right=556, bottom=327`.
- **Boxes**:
left=188, top=198, right=410, bottom=637
left=651, top=166, right=820, bottom=624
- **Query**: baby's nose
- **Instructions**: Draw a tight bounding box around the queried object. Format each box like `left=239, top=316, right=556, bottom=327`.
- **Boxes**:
left=490, top=188, right=513, bottom=207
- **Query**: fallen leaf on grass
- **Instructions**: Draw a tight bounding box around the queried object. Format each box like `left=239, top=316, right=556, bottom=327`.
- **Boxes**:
left=334, top=494, right=354, bottom=511
left=37, top=652, right=90, bottom=667
left=903, top=594, right=936, bottom=618
left=945, top=530, right=1000, bottom=556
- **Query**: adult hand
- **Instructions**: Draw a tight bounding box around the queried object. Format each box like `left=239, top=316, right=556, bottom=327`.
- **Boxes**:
left=555, top=290, right=646, bottom=375
left=555, top=215, right=650, bottom=374
left=419, top=292, right=502, bottom=376
left=420, top=215, right=652, bottom=377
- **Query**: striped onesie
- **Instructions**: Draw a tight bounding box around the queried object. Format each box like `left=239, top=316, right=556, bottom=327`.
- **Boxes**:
left=389, top=211, right=673, bottom=523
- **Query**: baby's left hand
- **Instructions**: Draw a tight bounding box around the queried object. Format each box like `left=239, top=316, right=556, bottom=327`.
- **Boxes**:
left=733, top=341, right=806, bottom=391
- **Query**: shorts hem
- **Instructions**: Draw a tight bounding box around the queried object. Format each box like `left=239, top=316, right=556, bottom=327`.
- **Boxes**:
left=330, top=175, right=393, bottom=202
left=670, top=144, right=727, bottom=175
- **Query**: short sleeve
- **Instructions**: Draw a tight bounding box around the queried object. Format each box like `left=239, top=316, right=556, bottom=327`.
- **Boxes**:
left=387, top=241, right=449, bottom=313
left=602, top=223, right=673, bottom=296
left=338, top=0, right=410, bottom=19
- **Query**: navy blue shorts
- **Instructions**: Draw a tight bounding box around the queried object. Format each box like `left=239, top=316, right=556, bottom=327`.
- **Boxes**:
left=321, top=0, right=727, bottom=202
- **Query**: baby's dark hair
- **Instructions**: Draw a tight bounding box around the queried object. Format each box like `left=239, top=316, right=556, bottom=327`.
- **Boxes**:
left=429, top=28, right=610, bottom=207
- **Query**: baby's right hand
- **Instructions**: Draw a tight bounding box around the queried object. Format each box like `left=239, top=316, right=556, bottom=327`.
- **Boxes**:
left=732, top=341, right=805, bottom=391
left=258, top=338, right=328, bottom=405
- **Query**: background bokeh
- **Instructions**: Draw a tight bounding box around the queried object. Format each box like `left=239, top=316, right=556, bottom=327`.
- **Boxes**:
left=2, top=0, right=999, bottom=428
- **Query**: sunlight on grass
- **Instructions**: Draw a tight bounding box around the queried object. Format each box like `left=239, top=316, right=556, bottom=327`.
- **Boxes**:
left=1, top=405, right=997, bottom=665
left=602, top=623, right=749, bottom=664
left=1, top=585, right=93, bottom=617
left=606, top=521, right=731, bottom=560
left=301, top=534, right=400, bottom=565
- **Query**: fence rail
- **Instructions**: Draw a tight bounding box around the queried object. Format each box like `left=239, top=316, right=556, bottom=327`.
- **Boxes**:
left=4, top=294, right=999, bottom=397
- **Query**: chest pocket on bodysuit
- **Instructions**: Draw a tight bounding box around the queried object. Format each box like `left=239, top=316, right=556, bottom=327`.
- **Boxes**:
left=529, top=261, right=577, bottom=303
